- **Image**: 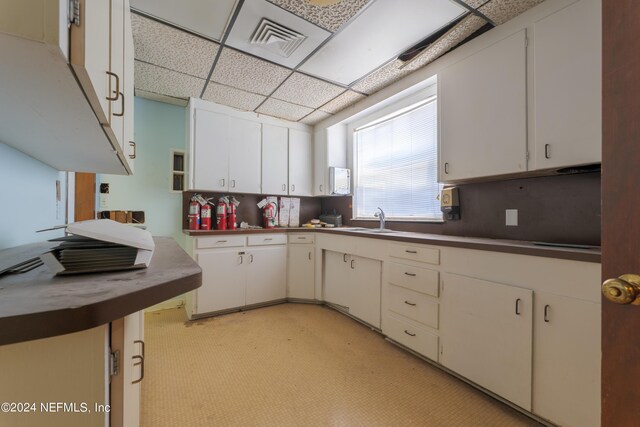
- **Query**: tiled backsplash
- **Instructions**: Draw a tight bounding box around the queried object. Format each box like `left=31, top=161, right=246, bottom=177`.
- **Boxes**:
left=321, top=172, right=601, bottom=246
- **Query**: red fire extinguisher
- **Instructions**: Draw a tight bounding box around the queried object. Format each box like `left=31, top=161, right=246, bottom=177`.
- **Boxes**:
left=200, top=202, right=212, bottom=230
left=263, top=202, right=277, bottom=229
left=227, top=197, right=237, bottom=230
left=216, top=197, right=228, bottom=230
left=188, top=198, right=200, bottom=230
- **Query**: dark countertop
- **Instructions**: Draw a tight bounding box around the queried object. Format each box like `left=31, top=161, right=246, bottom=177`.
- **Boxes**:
left=0, top=237, right=201, bottom=346
left=184, top=228, right=600, bottom=263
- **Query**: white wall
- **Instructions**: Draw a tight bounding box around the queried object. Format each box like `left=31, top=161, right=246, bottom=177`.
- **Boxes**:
left=99, top=97, right=187, bottom=248
left=0, top=143, right=66, bottom=249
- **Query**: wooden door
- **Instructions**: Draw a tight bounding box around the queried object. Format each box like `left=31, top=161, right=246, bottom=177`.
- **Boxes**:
left=245, top=246, right=287, bottom=305
left=261, top=124, right=288, bottom=195
left=287, top=245, right=315, bottom=299
left=601, top=1, right=640, bottom=424
left=74, top=172, right=95, bottom=221
left=194, top=250, right=245, bottom=314
left=440, top=273, right=533, bottom=410
left=228, top=117, right=262, bottom=194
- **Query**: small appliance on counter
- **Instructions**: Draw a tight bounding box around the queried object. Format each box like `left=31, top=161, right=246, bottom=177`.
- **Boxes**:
left=440, top=187, right=460, bottom=220
left=329, top=167, right=351, bottom=195
left=319, top=212, right=342, bottom=227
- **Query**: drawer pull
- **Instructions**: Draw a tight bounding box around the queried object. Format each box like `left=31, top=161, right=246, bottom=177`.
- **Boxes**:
left=404, top=272, right=417, bottom=277
left=297, top=236, right=306, bottom=239
left=264, top=238, right=273, bottom=241
left=404, top=330, right=416, bottom=337
left=405, top=250, right=418, bottom=254
left=217, top=240, right=227, bottom=243
left=404, top=301, right=416, bottom=306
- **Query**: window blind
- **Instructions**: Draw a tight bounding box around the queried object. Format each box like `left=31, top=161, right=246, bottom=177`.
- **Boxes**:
left=354, top=99, right=442, bottom=221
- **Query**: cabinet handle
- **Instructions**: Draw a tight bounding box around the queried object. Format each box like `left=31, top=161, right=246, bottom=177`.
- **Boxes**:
left=308, top=251, right=312, bottom=260
left=404, top=301, right=416, bottom=306
left=282, top=184, right=286, bottom=191
left=350, top=259, right=355, bottom=269
left=319, top=184, right=323, bottom=192
left=444, top=162, right=450, bottom=174
left=113, top=92, right=125, bottom=117
left=404, top=330, right=416, bottom=337
left=297, top=236, right=306, bottom=240
left=404, top=272, right=417, bottom=277
left=239, top=255, right=243, bottom=265
left=544, top=144, right=551, bottom=159
left=131, top=355, right=144, bottom=384
left=264, top=238, right=273, bottom=241
left=515, top=298, right=522, bottom=315
left=405, top=250, right=417, bottom=254
left=129, top=141, right=136, bottom=159
left=134, top=339, right=145, bottom=359
left=544, top=304, right=550, bottom=323
left=220, top=179, right=225, bottom=187
left=106, top=71, right=120, bottom=101
left=231, top=179, right=236, bottom=188
left=249, top=254, right=254, bottom=263
left=217, top=240, right=227, bottom=243
left=343, top=254, right=348, bottom=263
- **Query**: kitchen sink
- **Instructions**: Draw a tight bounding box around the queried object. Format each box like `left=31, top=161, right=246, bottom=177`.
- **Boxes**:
left=345, top=228, right=396, bottom=234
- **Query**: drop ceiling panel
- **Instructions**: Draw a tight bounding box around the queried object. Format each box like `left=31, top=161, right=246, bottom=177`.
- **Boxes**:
left=225, top=0, right=332, bottom=68
left=271, top=72, right=345, bottom=108
left=479, top=0, right=545, bottom=25
left=134, top=61, right=205, bottom=99
left=300, top=109, right=332, bottom=125
left=211, top=48, right=292, bottom=96
left=130, top=0, right=236, bottom=40
left=256, top=98, right=314, bottom=121
left=320, top=90, right=366, bottom=113
left=203, top=82, right=267, bottom=111
left=266, top=0, right=371, bottom=32
left=132, top=14, right=219, bottom=78
left=298, top=0, right=466, bottom=85
left=135, top=89, right=189, bottom=107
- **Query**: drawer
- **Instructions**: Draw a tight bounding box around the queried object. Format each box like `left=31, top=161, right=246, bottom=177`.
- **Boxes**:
left=288, top=234, right=315, bottom=244
left=247, top=234, right=287, bottom=246
left=384, top=314, right=439, bottom=362
left=196, top=235, right=245, bottom=249
left=387, top=284, right=439, bottom=329
left=388, top=262, right=439, bottom=297
left=388, top=243, right=439, bottom=265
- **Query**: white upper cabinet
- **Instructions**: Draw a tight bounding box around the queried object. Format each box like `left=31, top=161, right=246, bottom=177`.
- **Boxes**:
left=123, top=0, right=135, bottom=172
left=313, top=124, right=348, bottom=196
left=192, top=109, right=229, bottom=191
left=288, top=129, right=313, bottom=197
left=261, top=124, right=289, bottom=195
left=228, top=117, right=262, bottom=194
left=439, top=30, right=528, bottom=182
left=531, top=0, right=601, bottom=170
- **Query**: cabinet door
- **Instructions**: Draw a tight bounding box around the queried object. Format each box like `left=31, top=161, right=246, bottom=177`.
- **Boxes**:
left=123, top=310, right=144, bottom=427
left=533, top=292, right=600, bottom=427
left=288, top=245, right=315, bottom=299
left=108, top=0, right=125, bottom=147
left=440, top=273, right=533, bottom=410
left=195, top=250, right=245, bottom=313
left=261, top=124, right=289, bottom=195
left=532, top=0, right=601, bottom=169
left=439, top=30, right=527, bottom=181
left=323, top=250, right=351, bottom=308
left=229, top=117, right=262, bottom=194
left=313, top=129, right=327, bottom=196
left=123, top=2, right=135, bottom=172
left=349, top=256, right=382, bottom=328
left=193, top=109, right=228, bottom=191
left=246, top=246, right=287, bottom=305
left=288, top=129, right=313, bottom=196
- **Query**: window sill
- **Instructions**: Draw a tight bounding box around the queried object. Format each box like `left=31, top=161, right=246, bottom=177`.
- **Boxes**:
left=351, top=218, right=445, bottom=224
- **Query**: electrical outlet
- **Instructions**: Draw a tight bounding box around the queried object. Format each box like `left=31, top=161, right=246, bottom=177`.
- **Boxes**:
left=505, top=209, right=518, bottom=226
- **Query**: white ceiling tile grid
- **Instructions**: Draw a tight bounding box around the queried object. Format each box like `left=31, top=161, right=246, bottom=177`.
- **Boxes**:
left=351, top=59, right=411, bottom=95
left=479, top=0, right=546, bottom=25
left=256, top=98, right=314, bottom=121
left=210, top=48, right=293, bottom=96
left=134, top=89, right=189, bottom=106
left=271, top=72, right=346, bottom=108
left=131, top=13, right=219, bottom=79
left=266, top=0, right=371, bottom=32
left=300, top=109, right=333, bottom=125
left=134, top=61, right=206, bottom=99
left=401, top=14, right=488, bottom=72
left=130, top=0, right=236, bottom=40
left=203, top=82, right=267, bottom=111
left=320, top=90, right=366, bottom=114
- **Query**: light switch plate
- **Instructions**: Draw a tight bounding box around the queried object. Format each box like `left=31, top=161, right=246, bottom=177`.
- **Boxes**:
left=505, top=209, right=518, bottom=226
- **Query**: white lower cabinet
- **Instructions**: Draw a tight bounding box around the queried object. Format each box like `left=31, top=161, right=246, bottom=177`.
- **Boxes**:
left=383, top=314, right=439, bottom=362
left=288, top=245, right=315, bottom=299
left=120, top=311, right=145, bottom=427
left=440, top=273, right=533, bottom=411
left=195, top=250, right=246, bottom=314
left=323, top=250, right=381, bottom=328
left=246, top=246, right=287, bottom=305
left=532, top=292, right=600, bottom=427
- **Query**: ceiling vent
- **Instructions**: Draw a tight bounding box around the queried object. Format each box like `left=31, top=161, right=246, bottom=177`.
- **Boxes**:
left=250, top=18, right=307, bottom=58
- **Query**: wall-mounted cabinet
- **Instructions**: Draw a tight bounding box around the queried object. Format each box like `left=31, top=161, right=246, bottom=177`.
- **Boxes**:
left=0, top=0, right=133, bottom=174
left=313, top=124, right=348, bottom=196
left=288, top=129, right=313, bottom=197
left=262, top=124, right=289, bottom=195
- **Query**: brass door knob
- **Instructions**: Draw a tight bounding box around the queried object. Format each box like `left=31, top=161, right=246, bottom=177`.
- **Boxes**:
left=602, top=274, right=640, bottom=305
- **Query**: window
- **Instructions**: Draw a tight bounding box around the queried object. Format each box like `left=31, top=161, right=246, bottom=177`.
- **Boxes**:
left=354, top=97, right=442, bottom=221
left=170, top=150, right=185, bottom=192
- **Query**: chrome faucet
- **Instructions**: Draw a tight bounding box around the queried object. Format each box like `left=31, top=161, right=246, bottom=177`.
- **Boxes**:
left=374, top=207, right=386, bottom=230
